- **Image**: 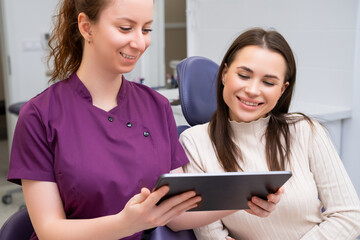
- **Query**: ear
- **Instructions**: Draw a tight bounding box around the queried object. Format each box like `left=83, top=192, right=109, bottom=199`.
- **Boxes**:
left=78, top=13, right=93, bottom=43
left=222, top=64, right=229, bottom=85
left=281, top=81, right=290, bottom=95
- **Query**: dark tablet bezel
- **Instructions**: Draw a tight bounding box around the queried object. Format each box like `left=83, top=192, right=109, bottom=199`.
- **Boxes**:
left=154, top=171, right=292, bottom=211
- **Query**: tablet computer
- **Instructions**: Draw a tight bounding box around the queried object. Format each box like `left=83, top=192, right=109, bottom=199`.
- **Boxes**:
left=154, top=171, right=292, bottom=211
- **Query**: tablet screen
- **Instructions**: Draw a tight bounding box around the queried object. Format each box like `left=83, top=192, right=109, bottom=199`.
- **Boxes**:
left=154, top=171, right=292, bottom=211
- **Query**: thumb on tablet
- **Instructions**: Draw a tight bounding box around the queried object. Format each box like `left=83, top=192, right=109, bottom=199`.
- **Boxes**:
left=128, top=187, right=151, bottom=205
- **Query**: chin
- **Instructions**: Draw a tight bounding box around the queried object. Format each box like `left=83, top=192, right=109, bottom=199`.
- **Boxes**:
left=234, top=115, right=260, bottom=123
left=118, top=66, right=136, bottom=74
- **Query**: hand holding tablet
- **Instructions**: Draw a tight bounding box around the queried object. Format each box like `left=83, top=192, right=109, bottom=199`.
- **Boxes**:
left=154, top=171, right=292, bottom=211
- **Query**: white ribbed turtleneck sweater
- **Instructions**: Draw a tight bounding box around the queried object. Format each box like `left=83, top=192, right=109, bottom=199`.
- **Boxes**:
left=180, top=116, right=360, bottom=240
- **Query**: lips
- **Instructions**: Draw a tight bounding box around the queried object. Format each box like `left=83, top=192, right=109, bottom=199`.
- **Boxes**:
left=238, top=97, right=263, bottom=107
left=120, top=52, right=136, bottom=60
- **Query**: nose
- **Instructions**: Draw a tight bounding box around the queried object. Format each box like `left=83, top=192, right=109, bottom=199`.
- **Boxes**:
left=245, top=80, right=261, bottom=96
left=129, top=30, right=147, bottom=52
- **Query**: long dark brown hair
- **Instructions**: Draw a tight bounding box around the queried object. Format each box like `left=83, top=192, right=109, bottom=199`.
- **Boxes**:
left=209, top=28, right=310, bottom=172
left=47, top=0, right=111, bottom=82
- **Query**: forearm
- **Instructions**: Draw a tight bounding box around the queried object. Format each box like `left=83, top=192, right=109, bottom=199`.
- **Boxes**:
left=23, top=180, right=139, bottom=240
left=300, top=211, right=360, bottom=240
left=188, top=218, right=230, bottom=240
left=34, top=212, right=137, bottom=240
left=166, top=210, right=235, bottom=231
left=25, top=180, right=202, bottom=239
left=307, top=122, right=360, bottom=239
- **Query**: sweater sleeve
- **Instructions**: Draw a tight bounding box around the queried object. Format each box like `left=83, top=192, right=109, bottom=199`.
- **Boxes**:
left=179, top=132, right=231, bottom=240
left=301, top=121, right=360, bottom=239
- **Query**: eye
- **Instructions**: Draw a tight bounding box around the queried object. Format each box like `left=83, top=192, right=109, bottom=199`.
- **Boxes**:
left=119, top=27, right=132, bottom=32
left=142, top=28, right=153, bottom=34
left=238, top=73, right=250, bottom=80
left=263, top=81, right=275, bottom=86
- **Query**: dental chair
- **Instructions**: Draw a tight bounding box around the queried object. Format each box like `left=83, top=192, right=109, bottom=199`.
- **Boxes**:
left=149, top=56, right=219, bottom=239
left=176, top=56, right=219, bottom=133
left=0, top=207, right=33, bottom=240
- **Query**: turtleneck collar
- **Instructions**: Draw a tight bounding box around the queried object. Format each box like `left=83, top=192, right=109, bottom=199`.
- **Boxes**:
left=229, top=116, right=270, bottom=138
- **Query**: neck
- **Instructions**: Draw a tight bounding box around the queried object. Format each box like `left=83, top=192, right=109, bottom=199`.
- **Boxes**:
left=76, top=62, right=123, bottom=112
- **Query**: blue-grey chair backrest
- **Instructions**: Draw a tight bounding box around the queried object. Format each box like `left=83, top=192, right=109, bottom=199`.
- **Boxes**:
left=149, top=226, right=196, bottom=240
left=169, top=56, right=220, bottom=237
left=0, top=208, right=34, bottom=240
left=176, top=56, right=219, bottom=127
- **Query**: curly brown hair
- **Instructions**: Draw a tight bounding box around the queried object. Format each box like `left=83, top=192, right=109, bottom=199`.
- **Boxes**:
left=47, top=0, right=111, bottom=82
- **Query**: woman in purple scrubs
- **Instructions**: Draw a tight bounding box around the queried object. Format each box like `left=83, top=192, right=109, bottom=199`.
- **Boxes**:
left=7, top=0, right=282, bottom=239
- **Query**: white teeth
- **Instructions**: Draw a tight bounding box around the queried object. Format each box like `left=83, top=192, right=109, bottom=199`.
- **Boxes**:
left=240, top=99, right=260, bottom=106
left=120, top=52, right=136, bottom=59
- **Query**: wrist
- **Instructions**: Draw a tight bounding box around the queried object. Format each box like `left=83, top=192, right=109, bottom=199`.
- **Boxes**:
left=113, top=211, right=135, bottom=239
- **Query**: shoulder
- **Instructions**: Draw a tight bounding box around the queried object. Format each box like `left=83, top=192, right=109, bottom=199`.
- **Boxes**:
left=182, top=122, right=209, bottom=136
left=126, top=81, right=169, bottom=106
left=125, top=81, right=175, bottom=122
left=30, top=78, right=67, bottom=101
left=18, top=79, right=71, bottom=124
left=286, top=113, right=317, bottom=128
left=180, top=123, right=210, bottom=144
left=285, top=113, right=326, bottom=139
left=124, top=81, right=176, bottom=126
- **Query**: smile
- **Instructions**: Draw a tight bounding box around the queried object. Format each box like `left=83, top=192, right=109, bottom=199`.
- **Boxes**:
left=239, top=98, right=262, bottom=106
left=120, top=52, right=136, bottom=60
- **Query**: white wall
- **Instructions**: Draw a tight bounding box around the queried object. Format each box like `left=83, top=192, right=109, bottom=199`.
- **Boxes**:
left=341, top=1, right=360, bottom=196
left=0, top=0, right=58, bottom=150
left=186, top=0, right=360, bottom=194
left=187, top=0, right=356, bottom=109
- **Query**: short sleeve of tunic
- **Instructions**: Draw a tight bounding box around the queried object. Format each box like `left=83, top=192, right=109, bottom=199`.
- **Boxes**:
left=8, top=100, right=55, bottom=185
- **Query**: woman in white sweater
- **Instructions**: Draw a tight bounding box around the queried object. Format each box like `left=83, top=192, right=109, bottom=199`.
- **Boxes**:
left=180, top=28, right=360, bottom=240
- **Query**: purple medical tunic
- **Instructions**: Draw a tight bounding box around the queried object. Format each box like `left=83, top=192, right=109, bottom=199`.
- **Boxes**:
left=8, top=73, right=189, bottom=240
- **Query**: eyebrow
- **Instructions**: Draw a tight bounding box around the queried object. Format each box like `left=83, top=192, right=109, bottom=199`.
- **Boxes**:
left=236, top=66, right=281, bottom=80
left=116, top=17, right=153, bottom=25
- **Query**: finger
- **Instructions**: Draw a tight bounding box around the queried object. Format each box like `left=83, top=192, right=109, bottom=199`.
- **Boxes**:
left=162, top=195, right=201, bottom=213
left=267, top=186, right=284, bottom=204
left=246, top=200, right=270, bottom=218
left=154, top=201, right=199, bottom=227
left=157, top=196, right=201, bottom=225
left=128, top=187, right=151, bottom=205
left=251, top=196, right=276, bottom=213
left=163, top=202, right=199, bottom=225
left=143, top=186, right=170, bottom=207
left=244, top=208, right=254, bottom=215
left=156, top=190, right=198, bottom=213
left=277, top=186, right=285, bottom=194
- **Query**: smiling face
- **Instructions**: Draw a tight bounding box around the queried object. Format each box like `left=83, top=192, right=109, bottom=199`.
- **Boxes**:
left=88, top=0, right=153, bottom=74
left=222, top=45, right=289, bottom=123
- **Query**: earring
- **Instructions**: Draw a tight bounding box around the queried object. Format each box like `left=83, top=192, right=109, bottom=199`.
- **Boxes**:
left=87, top=38, right=91, bottom=44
